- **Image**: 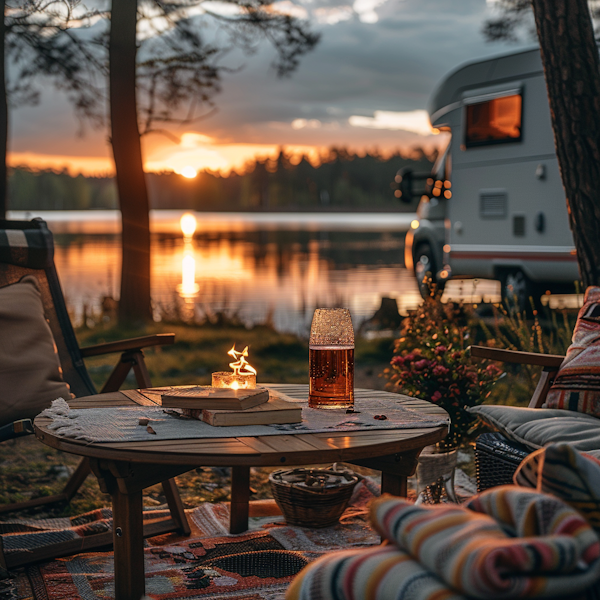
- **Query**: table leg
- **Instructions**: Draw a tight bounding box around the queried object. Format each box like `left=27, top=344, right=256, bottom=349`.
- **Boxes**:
left=112, top=487, right=145, bottom=600
left=349, top=449, right=421, bottom=499
left=162, top=478, right=191, bottom=535
left=230, top=465, right=250, bottom=534
left=381, top=472, right=407, bottom=497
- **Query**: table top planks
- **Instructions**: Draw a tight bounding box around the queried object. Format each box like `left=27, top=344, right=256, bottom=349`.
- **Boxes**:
left=34, top=385, right=448, bottom=467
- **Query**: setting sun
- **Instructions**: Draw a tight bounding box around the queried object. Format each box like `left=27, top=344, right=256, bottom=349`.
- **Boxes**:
left=181, top=166, right=198, bottom=179
left=180, top=213, right=197, bottom=237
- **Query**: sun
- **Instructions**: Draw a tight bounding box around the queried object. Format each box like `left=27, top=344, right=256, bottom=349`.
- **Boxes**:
left=181, top=166, right=197, bottom=179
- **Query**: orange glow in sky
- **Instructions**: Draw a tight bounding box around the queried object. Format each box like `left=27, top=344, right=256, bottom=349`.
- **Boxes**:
left=8, top=133, right=327, bottom=177
left=181, top=166, right=198, bottom=178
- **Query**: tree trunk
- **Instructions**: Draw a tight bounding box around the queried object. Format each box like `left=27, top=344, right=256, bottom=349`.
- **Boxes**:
left=109, top=0, right=152, bottom=323
left=0, top=0, right=8, bottom=220
left=531, top=0, right=600, bottom=288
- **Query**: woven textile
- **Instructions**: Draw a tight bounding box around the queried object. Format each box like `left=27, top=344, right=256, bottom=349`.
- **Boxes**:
left=546, top=286, right=600, bottom=415
left=4, top=480, right=381, bottom=600
left=288, top=484, right=600, bottom=600
left=514, top=443, right=600, bottom=532
left=38, top=392, right=447, bottom=443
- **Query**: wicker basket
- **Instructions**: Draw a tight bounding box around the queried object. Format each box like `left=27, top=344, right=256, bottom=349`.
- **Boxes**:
left=269, top=467, right=359, bottom=528
left=475, top=432, right=531, bottom=492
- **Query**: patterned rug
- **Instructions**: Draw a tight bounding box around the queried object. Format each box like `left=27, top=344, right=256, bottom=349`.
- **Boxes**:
left=1, top=479, right=381, bottom=600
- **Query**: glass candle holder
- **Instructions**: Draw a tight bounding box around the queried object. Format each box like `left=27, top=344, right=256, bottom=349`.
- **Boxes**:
left=212, top=371, right=256, bottom=389
left=308, top=308, right=354, bottom=409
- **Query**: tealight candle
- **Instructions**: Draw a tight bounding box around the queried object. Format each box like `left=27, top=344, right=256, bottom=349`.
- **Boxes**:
left=212, top=371, right=256, bottom=389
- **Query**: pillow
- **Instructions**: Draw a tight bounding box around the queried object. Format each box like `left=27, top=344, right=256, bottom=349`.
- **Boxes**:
left=0, top=275, right=71, bottom=427
left=469, top=404, right=600, bottom=458
left=545, top=286, right=600, bottom=416
left=514, top=444, right=600, bottom=533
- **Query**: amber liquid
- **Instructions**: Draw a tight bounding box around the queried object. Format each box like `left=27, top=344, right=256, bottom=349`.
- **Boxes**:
left=309, top=346, right=354, bottom=409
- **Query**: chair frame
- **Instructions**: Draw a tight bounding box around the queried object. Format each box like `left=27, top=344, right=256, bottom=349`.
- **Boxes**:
left=0, top=218, right=190, bottom=567
left=0, top=333, right=176, bottom=514
left=470, top=345, right=564, bottom=408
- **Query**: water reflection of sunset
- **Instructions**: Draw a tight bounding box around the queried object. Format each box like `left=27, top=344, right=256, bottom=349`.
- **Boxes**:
left=48, top=214, right=423, bottom=332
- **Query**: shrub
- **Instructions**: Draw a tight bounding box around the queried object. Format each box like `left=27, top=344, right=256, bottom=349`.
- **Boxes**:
left=384, top=293, right=501, bottom=450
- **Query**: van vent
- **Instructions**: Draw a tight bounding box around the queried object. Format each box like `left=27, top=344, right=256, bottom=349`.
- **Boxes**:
left=513, top=215, right=526, bottom=236
left=480, top=191, right=507, bottom=218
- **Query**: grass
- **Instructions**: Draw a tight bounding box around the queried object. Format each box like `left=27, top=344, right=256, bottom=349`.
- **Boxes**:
left=0, top=319, right=393, bottom=519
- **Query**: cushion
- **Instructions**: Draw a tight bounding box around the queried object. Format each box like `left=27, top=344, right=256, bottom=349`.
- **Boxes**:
left=514, top=444, right=600, bottom=533
left=470, top=404, right=600, bottom=458
left=545, top=286, right=600, bottom=415
left=0, top=275, right=71, bottom=427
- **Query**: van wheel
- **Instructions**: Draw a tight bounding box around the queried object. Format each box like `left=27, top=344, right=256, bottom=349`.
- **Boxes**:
left=414, top=243, right=442, bottom=298
left=500, top=269, right=539, bottom=314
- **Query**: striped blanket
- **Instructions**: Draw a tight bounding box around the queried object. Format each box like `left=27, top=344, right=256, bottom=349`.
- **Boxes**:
left=287, top=485, right=600, bottom=600
left=515, top=443, right=600, bottom=533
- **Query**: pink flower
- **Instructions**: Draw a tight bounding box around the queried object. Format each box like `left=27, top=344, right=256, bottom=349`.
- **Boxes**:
left=486, top=364, right=501, bottom=376
left=431, top=391, right=443, bottom=402
left=391, top=356, right=404, bottom=366
left=414, top=359, right=429, bottom=370
left=432, top=365, right=450, bottom=377
left=434, top=345, right=447, bottom=355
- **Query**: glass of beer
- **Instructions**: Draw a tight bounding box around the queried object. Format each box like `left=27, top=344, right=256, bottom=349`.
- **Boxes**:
left=308, top=308, right=354, bottom=409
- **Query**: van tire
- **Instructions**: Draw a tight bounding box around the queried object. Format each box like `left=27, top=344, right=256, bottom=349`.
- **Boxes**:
left=414, top=243, right=443, bottom=298
left=500, top=269, right=540, bottom=314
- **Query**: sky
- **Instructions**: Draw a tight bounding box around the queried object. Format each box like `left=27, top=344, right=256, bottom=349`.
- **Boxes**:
left=8, top=0, right=530, bottom=176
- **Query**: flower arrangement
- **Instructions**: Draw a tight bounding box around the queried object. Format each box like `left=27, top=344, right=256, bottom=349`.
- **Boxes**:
left=384, top=295, right=502, bottom=450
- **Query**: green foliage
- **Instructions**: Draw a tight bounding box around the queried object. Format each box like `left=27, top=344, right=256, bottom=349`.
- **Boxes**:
left=384, top=294, right=501, bottom=449
left=480, top=303, right=575, bottom=407
left=7, top=148, right=434, bottom=212
left=383, top=291, right=577, bottom=448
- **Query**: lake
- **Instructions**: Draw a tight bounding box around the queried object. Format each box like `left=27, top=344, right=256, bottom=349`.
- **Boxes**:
left=8, top=209, right=501, bottom=334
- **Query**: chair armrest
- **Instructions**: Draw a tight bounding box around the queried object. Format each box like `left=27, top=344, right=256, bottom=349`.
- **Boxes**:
left=0, top=419, right=34, bottom=443
left=80, top=333, right=175, bottom=358
left=469, top=345, right=564, bottom=369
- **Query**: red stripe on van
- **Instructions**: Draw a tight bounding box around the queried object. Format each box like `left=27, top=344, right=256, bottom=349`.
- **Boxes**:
left=450, top=252, right=577, bottom=262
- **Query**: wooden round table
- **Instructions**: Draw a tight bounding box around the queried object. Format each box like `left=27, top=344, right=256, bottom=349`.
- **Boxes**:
left=34, top=384, right=447, bottom=600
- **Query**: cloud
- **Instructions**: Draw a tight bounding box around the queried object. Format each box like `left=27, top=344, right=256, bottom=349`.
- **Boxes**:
left=352, top=0, right=388, bottom=23
left=291, top=118, right=323, bottom=129
left=349, top=110, right=433, bottom=135
left=9, top=0, right=529, bottom=168
left=313, top=6, right=353, bottom=24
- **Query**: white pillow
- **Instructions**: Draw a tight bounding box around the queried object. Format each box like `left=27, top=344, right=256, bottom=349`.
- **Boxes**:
left=0, top=275, right=71, bottom=427
left=470, top=404, right=600, bottom=458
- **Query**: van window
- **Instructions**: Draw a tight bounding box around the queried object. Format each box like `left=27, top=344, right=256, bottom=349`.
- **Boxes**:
left=465, top=94, right=522, bottom=147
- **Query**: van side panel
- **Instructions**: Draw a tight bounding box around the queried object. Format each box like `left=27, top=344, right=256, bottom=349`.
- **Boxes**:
left=445, top=69, right=578, bottom=284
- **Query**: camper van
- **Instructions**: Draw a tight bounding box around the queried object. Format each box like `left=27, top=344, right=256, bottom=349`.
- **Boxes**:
left=402, top=46, right=578, bottom=309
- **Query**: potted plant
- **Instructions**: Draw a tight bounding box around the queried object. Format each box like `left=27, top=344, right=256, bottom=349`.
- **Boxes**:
left=384, top=294, right=502, bottom=499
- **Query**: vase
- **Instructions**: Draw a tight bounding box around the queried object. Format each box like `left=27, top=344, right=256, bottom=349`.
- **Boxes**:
left=415, top=444, right=458, bottom=504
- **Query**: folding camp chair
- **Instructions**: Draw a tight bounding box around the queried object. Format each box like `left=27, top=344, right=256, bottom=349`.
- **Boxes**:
left=0, top=218, right=190, bottom=565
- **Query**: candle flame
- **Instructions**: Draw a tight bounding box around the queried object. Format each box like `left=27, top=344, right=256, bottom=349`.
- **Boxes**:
left=228, top=345, right=257, bottom=377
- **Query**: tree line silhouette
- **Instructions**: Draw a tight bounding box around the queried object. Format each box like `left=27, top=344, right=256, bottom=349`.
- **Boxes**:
left=8, top=148, right=434, bottom=213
